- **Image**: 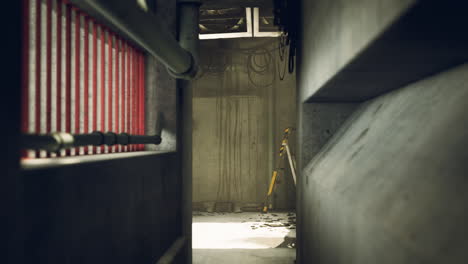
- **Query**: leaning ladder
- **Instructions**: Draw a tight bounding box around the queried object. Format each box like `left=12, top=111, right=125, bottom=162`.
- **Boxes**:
left=263, top=127, right=297, bottom=213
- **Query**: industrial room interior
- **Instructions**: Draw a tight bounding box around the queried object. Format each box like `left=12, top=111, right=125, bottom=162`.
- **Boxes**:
left=4, top=0, right=468, bottom=263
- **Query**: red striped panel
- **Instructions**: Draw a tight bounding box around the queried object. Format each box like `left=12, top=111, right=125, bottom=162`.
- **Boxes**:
left=108, top=31, right=113, bottom=152
left=121, top=42, right=126, bottom=152
left=126, top=44, right=131, bottom=152
left=123, top=42, right=128, bottom=152
left=74, top=9, right=81, bottom=155
left=65, top=3, right=72, bottom=155
left=138, top=52, right=143, bottom=150
left=83, top=16, right=89, bottom=154
left=34, top=0, right=42, bottom=158
left=100, top=26, right=106, bottom=153
left=132, top=47, right=137, bottom=152
left=92, top=20, right=98, bottom=154
left=115, top=38, right=120, bottom=152
left=46, top=0, right=52, bottom=136
left=56, top=0, right=63, bottom=144
left=23, top=0, right=147, bottom=157
left=141, top=52, right=146, bottom=151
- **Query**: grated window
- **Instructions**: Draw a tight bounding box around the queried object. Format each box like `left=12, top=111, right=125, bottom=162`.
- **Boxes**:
left=21, top=0, right=146, bottom=158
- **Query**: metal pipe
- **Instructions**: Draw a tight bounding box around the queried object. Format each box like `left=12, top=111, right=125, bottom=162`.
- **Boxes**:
left=169, top=0, right=202, bottom=79
left=68, top=0, right=197, bottom=77
left=21, top=132, right=162, bottom=153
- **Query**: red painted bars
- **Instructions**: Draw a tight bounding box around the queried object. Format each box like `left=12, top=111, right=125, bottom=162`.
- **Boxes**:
left=115, top=38, right=120, bottom=152
left=74, top=8, right=81, bottom=155
left=56, top=0, right=63, bottom=149
left=100, top=26, right=106, bottom=153
left=23, top=0, right=147, bottom=158
left=84, top=16, right=90, bottom=154
left=34, top=0, right=41, bottom=158
left=65, top=2, right=72, bottom=155
left=92, top=19, right=98, bottom=154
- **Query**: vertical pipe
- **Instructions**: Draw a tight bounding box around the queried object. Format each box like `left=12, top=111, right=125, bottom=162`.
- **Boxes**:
left=84, top=15, right=89, bottom=154
left=74, top=9, right=81, bottom=155
left=21, top=0, right=30, bottom=158
left=108, top=30, right=113, bottom=152
left=178, top=2, right=200, bottom=261
left=65, top=3, right=72, bottom=156
left=100, top=26, right=106, bottom=153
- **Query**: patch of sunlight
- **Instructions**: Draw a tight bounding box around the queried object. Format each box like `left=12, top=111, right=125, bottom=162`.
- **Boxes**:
left=192, top=222, right=290, bottom=249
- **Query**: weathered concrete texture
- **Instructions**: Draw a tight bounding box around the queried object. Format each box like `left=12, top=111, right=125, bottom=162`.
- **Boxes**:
left=300, top=64, right=468, bottom=263
left=298, top=0, right=416, bottom=102
left=303, top=1, right=468, bottom=102
left=146, top=56, right=177, bottom=151
left=192, top=39, right=296, bottom=210
left=145, top=0, right=178, bottom=152
left=299, top=103, right=358, bottom=167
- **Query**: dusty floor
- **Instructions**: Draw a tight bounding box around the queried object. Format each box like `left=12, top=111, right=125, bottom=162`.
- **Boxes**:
left=193, top=212, right=296, bottom=264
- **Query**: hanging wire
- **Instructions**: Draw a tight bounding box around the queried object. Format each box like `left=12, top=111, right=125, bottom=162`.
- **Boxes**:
left=197, top=43, right=278, bottom=88
left=278, top=34, right=288, bottom=80
left=246, top=48, right=275, bottom=88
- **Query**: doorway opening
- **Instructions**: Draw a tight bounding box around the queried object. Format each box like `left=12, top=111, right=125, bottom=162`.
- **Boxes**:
left=191, top=38, right=297, bottom=263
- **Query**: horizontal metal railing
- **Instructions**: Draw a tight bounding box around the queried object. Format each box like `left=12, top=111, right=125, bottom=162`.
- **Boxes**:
left=21, top=131, right=162, bottom=153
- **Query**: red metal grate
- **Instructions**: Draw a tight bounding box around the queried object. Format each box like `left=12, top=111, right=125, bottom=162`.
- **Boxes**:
left=22, top=0, right=146, bottom=158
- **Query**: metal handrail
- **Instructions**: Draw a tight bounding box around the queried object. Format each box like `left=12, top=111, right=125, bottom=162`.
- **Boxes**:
left=21, top=131, right=162, bottom=153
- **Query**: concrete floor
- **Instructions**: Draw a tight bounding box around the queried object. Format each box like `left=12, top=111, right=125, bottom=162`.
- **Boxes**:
left=193, top=212, right=296, bottom=264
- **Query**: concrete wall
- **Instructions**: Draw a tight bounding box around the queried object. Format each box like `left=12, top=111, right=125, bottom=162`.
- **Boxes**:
left=297, top=0, right=468, bottom=263
left=299, top=0, right=416, bottom=101
left=300, top=64, right=468, bottom=263
left=192, top=39, right=296, bottom=211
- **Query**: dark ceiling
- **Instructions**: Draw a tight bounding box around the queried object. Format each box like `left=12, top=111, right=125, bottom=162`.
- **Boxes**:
left=199, top=0, right=277, bottom=34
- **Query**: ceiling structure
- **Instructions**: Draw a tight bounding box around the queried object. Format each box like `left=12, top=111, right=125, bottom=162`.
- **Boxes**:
left=199, top=0, right=279, bottom=37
